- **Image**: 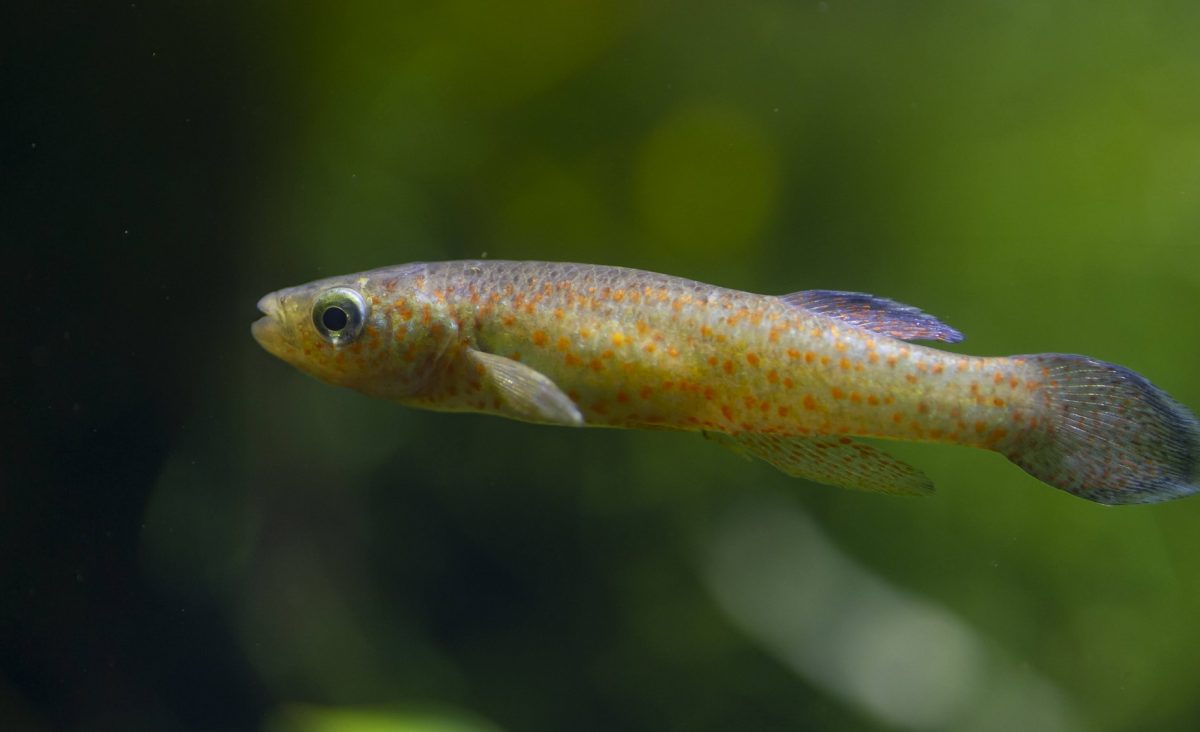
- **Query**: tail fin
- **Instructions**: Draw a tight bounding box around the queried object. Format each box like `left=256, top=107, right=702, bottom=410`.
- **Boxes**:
left=1006, top=354, right=1200, bottom=504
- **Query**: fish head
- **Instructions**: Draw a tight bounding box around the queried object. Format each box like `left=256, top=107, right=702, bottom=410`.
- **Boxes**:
left=252, top=264, right=448, bottom=398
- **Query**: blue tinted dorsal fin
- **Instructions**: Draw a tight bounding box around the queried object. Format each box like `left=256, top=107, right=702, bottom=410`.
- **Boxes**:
left=780, top=290, right=964, bottom=343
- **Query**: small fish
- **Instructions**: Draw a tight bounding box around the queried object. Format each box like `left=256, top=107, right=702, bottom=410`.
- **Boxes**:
left=252, top=261, right=1200, bottom=505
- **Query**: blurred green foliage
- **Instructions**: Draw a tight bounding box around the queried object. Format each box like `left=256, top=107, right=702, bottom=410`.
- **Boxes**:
left=11, top=1, right=1200, bottom=731
left=225, top=1, right=1200, bottom=730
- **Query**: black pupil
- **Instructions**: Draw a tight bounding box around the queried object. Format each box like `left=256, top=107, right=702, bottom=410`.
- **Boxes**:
left=322, top=305, right=349, bottom=331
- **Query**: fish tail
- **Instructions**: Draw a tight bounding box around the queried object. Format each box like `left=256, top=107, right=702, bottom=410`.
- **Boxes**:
left=1004, top=354, right=1200, bottom=504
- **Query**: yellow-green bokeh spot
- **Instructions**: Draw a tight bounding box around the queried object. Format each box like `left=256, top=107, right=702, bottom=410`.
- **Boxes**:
left=266, top=705, right=502, bottom=732
left=635, top=105, right=779, bottom=256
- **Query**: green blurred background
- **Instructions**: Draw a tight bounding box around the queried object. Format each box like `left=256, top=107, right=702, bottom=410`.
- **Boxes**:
left=7, top=2, right=1200, bottom=731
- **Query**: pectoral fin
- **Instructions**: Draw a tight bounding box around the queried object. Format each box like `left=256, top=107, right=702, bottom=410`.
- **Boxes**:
left=705, top=432, right=933, bottom=496
left=470, top=350, right=584, bottom=426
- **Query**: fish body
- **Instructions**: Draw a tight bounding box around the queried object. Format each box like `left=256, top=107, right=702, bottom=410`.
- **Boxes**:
left=253, top=260, right=1200, bottom=505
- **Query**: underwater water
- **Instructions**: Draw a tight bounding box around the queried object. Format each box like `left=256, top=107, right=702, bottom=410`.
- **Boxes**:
left=7, top=2, right=1200, bottom=731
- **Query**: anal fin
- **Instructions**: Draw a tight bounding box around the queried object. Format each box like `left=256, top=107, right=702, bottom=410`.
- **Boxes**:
left=706, top=432, right=934, bottom=496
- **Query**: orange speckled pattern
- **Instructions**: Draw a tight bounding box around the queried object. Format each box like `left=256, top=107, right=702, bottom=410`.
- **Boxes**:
left=410, top=261, right=1031, bottom=447
left=253, top=260, right=1200, bottom=505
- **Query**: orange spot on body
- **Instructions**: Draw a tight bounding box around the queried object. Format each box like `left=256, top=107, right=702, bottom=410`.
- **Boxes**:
left=831, top=387, right=845, bottom=400
left=640, top=385, right=654, bottom=400
left=974, top=421, right=987, bottom=434
left=723, top=360, right=735, bottom=374
left=617, top=391, right=630, bottom=403
left=611, top=332, right=626, bottom=347
left=746, top=353, right=760, bottom=367
left=721, top=405, right=735, bottom=422
left=993, top=397, right=1005, bottom=407
left=767, top=369, right=779, bottom=384
left=803, top=394, right=818, bottom=410
left=783, top=377, right=794, bottom=389
left=917, top=402, right=929, bottom=414
left=704, top=387, right=716, bottom=400
left=892, top=412, right=904, bottom=424
left=867, top=395, right=879, bottom=406
left=532, top=330, right=548, bottom=346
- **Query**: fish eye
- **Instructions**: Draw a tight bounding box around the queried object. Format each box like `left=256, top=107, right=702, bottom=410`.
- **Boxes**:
left=312, top=287, right=369, bottom=345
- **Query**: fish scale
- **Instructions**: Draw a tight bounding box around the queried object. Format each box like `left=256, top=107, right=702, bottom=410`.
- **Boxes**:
left=252, top=260, right=1200, bottom=505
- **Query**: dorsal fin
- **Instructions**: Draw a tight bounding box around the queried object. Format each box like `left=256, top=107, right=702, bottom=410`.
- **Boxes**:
left=780, top=289, right=964, bottom=343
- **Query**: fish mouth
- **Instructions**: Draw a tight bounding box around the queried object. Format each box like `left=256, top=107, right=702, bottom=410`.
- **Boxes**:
left=251, top=292, right=291, bottom=356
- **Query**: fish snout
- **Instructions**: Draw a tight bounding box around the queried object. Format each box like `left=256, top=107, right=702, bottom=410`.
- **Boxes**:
left=256, top=292, right=281, bottom=317
left=251, top=291, right=291, bottom=354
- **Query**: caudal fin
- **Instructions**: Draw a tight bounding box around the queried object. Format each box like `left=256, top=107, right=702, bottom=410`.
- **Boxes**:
left=1007, top=354, right=1200, bottom=505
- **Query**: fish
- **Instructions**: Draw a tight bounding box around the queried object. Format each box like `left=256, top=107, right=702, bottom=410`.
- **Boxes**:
left=252, top=260, right=1200, bottom=505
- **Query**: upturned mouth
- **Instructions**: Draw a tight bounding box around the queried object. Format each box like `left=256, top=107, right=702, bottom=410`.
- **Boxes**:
left=251, top=292, right=288, bottom=354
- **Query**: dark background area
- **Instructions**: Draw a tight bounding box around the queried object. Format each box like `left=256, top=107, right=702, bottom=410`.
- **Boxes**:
left=6, top=3, right=1200, bottom=731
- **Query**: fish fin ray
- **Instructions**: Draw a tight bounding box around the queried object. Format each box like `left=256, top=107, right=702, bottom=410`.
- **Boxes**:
left=708, top=432, right=934, bottom=496
left=781, top=289, right=964, bottom=343
left=1006, top=354, right=1200, bottom=504
left=469, top=350, right=584, bottom=426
